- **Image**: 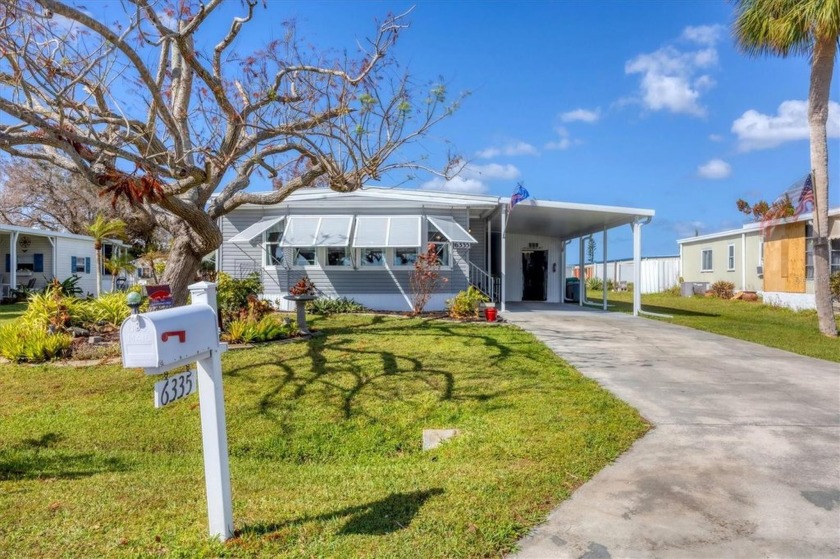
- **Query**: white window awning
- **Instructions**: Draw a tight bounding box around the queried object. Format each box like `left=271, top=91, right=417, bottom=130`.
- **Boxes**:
left=279, top=215, right=354, bottom=247
left=427, top=216, right=477, bottom=243
left=353, top=216, right=421, bottom=247
left=228, top=216, right=284, bottom=245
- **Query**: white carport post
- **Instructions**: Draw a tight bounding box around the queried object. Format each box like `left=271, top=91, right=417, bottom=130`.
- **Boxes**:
left=500, top=205, right=507, bottom=312
left=578, top=237, right=585, bottom=307
left=602, top=226, right=608, bottom=311
left=487, top=218, right=492, bottom=288
left=559, top=241, right=566, bottom=303
left=632, top=219, right=642, bottom=316
left=9, top=231, right=17, bottom=291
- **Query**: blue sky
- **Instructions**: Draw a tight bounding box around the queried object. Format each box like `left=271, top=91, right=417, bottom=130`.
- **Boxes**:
left=220, top=0, right=837, bottom=259
left=108, top=2, right=840, bottom=259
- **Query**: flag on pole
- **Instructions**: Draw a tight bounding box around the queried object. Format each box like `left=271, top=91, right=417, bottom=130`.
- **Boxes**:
left=510, top=183, right=530, bottom=209
left=794, top=173, right=814, bottom=216
left=759, top=173, right=812, bottom=239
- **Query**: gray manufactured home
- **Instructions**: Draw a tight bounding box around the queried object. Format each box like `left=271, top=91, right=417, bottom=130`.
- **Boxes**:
left=218, top=188, right=655, bottom=313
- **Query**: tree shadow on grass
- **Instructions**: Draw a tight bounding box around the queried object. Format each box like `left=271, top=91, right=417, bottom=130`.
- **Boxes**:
left=605, top=299, right=719, bottom=317
left=0, top=432, right=129, bottom=481
left=239, top=488, right=444, bottom=538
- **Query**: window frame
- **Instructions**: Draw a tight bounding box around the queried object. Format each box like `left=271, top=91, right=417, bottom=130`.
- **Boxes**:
left=292, top=247, right=317, bottom=268
left=324, top=246, right=354, bottom=269
left=392, top=247, right=420, bottom=268
left=805, top=224, right=814, bottom=280
left=358, top=247, right=386, bottom=268
left=727, top=243, right=735, bottom=271
left=263, top=221, right=286, bottom=268
left=831, top=238, right=840, bottom=276
left=700, top=248, right=713, bottom=273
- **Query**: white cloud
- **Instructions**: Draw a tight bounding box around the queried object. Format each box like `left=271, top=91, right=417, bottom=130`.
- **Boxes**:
left=625, top=25, right=722, bottom=117
left=419, top=162, right=521, bottom=193
left=732, top=99, right=840, bottom=151
left=708, top=133, right=724, bottom=142
left=681, top=24, right=725, bottom=46
left=560, top=108, right=601, bottom=123
left=544, top=126, right=581, bottom=151
left=697, top=158, right=731, bottom=179
left=419, top=176, right=488, bottom=194
left=477, top=140, right=538, bottom=159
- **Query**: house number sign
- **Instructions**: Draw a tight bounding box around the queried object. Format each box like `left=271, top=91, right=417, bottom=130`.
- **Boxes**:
left=154, top=369, right=197, bottom=408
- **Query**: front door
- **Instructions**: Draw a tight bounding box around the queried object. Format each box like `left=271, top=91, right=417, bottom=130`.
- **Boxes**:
left=522, top=250, right=547, bottom=301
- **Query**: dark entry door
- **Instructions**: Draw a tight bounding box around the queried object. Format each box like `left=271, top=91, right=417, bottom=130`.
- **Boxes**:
left=522, top=250, right=547, bottom=301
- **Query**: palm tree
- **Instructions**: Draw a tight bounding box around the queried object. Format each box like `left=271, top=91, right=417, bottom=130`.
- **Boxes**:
left=85, top=214, right=126, bottom=298
left=104, top=252, right=137, bottom=291
left=733, top=0, right=839, bottom=337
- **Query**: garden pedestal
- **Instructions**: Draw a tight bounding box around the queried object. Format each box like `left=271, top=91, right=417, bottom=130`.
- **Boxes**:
left=283, top=295, right=316, bottom=335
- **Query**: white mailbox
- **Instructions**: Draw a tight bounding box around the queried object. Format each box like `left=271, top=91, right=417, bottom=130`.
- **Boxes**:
left=120, top=304, right=220, bottom=374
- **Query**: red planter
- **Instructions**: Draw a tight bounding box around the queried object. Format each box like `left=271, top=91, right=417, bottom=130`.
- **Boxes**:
left=484, top=307, right=497, bottom=322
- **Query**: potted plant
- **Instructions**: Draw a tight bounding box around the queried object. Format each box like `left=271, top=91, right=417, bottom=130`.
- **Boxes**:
left=288, top=276, right=316, bottom=298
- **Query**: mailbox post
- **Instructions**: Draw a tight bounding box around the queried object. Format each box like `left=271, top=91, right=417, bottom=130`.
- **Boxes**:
left=189, top=282, right=234, bottom=541
left=120, top=281, right=234, bottom=541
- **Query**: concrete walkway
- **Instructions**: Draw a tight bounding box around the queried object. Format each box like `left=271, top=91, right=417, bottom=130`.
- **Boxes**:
left=505, top=303, right=840, bottom=559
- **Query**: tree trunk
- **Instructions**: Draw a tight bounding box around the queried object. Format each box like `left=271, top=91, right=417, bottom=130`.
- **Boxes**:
left=161, top=235, right=203, bottom=306
left=808, top=35, right=837, bottom=337
left=95, top=250, right=102, bottom=298
left=160, top=215, right=223, bottom=306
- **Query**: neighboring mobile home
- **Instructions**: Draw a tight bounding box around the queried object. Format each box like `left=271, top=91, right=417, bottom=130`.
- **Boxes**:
left=218, top=187, right=656, bottom=313
left=678, top=208, right=840, bottom=310
left=0, top=224, right=129, bottom=298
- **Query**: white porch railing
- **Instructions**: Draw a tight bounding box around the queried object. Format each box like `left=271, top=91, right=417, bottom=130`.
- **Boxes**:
left=468, top=261, right=500, bottom=302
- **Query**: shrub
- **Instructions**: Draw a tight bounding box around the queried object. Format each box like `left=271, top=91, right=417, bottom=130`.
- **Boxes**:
left=586, top=277, right=603, bottom=291
left=21, top=288, right=80, bottom=330
left=446, top=286, right=489, bottom=319
left=45, top=275, right=83, bottom=297
left=238, top=293, right=274, bottom=322
left=0, top=322, right=72, bottom=363
left=710, top=280, right=735, bottom=299
left=306, top=297, right=367, bottom=316
left=86, top=292, right=131, bottom=327
left=605, top=279, right=616, bottom=292
left=410, top=244, right=446, bottom=315
left=663, top=284, right=682, bottom=296
left=830, top=271, right=840, bottom=302
left=217, top=272, right=263, bottom=325
left=222, top=315, right=296, bottom=344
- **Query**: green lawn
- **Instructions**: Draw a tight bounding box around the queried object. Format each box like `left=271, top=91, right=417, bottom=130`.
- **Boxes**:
left=0, top=314, right=648, bottom=558
left=588, top=291, right=840, bottom=362
left=0, top=303, right=26, bottom=325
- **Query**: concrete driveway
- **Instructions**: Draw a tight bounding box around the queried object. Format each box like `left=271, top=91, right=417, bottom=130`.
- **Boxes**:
left=504, top=303, right=840, bottom=558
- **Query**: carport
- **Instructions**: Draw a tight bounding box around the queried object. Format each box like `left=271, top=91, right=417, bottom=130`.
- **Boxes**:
left=481, top=199, right=654, bottom=315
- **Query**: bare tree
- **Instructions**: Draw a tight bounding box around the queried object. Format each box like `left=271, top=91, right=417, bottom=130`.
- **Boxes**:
left=0, top=157, right=104, bottom=232
left=0, top=1, right=460, bottom=303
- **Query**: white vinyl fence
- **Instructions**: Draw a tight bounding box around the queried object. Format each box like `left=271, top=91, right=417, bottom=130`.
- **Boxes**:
left=571, top=257, right=680, bottom=294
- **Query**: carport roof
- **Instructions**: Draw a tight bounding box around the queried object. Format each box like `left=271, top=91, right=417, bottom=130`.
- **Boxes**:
left=502, top=199, right=655, bottom=240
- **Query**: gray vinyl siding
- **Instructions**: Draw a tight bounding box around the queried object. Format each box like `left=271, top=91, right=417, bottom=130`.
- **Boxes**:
left=221, top=202, right=472, bottom=300
left=469, top=217, right=487, bottom=271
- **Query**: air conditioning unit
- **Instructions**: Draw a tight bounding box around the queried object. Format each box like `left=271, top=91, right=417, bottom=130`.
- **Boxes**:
left=756, top=266, right=763, bottom=276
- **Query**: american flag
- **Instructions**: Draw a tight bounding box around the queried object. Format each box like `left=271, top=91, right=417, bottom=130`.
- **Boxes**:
left=795, top=173, right=814, bottom=216
left=510, top=183, right=530, bottom=209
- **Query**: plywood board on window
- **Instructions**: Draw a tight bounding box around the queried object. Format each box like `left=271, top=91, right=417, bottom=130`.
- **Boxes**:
left=763, top=222, right=805, bottom=293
